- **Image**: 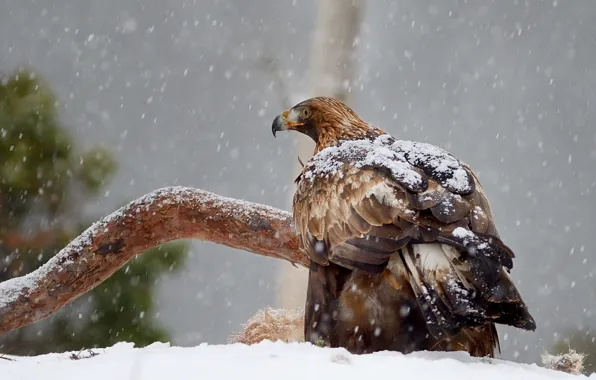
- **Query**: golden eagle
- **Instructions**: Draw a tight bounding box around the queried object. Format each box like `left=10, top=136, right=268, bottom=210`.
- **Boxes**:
left=271, top=96, right=535, bottom=357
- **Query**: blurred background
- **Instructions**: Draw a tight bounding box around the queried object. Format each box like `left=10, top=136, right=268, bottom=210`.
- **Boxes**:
left=1, top=0, right=596, bottom=371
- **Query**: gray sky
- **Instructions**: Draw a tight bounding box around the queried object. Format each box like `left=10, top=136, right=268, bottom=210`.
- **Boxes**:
left=1, top=0, right=595, bottom=365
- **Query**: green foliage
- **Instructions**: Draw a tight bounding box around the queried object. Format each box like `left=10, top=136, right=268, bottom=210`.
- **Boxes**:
left=0, top=67, right=188, bottom=355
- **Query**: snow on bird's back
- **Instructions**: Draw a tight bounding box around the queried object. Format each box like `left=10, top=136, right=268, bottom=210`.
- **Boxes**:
left=301, top=135, right=472, bottom=195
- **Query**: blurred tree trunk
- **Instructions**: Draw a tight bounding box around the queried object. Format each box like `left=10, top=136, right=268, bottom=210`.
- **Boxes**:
left=276, top=0, right=365, bottom=311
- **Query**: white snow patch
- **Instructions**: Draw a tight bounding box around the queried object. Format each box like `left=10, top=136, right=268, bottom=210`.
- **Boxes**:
left=394, top=139, right=471, bottom=192
left=301, top=135, right=472, bottom=194
left=452, top=227, right=475, bottom=240
left=303, top=137, right=422, bottom=189
left=0, top=341, right=583, bottom=380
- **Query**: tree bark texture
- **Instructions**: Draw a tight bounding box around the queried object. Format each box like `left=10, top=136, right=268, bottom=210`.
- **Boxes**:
left=0, top=186, right=307, bottom=337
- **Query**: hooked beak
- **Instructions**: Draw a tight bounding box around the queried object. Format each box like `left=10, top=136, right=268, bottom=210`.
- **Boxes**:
left=271, top=109, right=303, bottom=137
left=271, top=113, right=286, bottom=138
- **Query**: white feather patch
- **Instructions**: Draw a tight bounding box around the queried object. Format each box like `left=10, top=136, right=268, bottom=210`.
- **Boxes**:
left=412, top=243, right=452, bottom=272
left=366, top=182, right=415, bottom=215
left=387, top=254, right=407, bottom=276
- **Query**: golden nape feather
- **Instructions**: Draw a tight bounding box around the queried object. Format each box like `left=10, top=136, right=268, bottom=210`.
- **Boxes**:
left=272, top=96, right=535, bottom=358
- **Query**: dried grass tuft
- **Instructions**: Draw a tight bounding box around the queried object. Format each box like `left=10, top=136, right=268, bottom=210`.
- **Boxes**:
left=541, top=348, right=586, bottom=375
left=228, top=307, right=305, bottom=345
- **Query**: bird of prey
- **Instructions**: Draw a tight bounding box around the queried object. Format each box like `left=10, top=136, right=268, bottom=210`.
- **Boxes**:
left=271, top=96, right=535, bottom=357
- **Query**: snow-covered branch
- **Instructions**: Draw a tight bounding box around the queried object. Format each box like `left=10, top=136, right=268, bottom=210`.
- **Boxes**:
left=0, top=186, right=307, bottom=336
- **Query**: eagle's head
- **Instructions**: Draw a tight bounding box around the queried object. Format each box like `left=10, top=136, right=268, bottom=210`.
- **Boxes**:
left=271, top=97, right=384, bottom=151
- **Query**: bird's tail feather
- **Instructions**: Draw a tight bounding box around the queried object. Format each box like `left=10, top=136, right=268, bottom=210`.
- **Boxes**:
left=398, top=242, right=536, bottom=341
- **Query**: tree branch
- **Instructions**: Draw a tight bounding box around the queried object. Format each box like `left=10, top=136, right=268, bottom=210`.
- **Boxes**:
left=0, top=186, right=307, bottom=336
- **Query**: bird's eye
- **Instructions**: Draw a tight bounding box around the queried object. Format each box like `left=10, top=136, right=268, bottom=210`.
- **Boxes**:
left=301, top=108, right=311, bottom=118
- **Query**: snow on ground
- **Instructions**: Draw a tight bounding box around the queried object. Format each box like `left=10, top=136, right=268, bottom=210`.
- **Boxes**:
left=1, top=341, right=591, bottom=380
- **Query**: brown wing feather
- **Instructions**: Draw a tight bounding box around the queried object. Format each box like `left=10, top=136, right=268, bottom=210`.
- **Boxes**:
left=293, top=150, right=535, bottom=347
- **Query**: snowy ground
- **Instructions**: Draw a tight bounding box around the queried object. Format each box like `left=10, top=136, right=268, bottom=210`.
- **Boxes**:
left=1, top=341, right=591, bottom=380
